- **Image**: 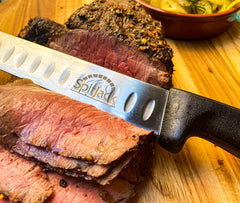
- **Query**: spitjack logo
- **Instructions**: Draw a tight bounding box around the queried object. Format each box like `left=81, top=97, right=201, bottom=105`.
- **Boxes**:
left=71, top=74, right=117, bottom=107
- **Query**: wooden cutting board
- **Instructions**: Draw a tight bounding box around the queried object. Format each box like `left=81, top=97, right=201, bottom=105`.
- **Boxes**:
left=0, top=0, right=240, bottom=202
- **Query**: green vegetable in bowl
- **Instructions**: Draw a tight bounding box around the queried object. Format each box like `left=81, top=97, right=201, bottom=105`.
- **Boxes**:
left=144, top=0, right=240, bottom=14
left=193, top=1, right=213, bottom=14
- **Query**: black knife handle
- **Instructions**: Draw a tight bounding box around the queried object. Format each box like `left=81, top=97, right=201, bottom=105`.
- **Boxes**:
left=158, top=88, right=240, bottom=158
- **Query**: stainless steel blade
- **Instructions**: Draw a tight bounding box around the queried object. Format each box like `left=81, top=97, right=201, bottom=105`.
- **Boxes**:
left=0, top=31, right=169, bottom=134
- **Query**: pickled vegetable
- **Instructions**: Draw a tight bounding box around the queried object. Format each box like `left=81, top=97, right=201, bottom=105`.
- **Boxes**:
left=194, top=0, right=213, bottom=14
left=144, top=0, right=240, bottom=14
left=155, top=0, right=191, bottom=13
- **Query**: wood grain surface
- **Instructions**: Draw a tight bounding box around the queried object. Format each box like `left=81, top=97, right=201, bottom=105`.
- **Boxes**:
left=0, top=0, right=240, bottom=202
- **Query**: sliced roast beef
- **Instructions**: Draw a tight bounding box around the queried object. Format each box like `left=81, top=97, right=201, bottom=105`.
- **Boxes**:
left=0, top=129, right=152, bottom=185
left=0, top=131, right=137, bottom=185
left=0, top=79, right=154, bottom=185
left=0, top=79, right=151, bottom=164
left=0, top=144, right=53, bottom=203
left=0, top=131, right=110, bottom=178
left=0, top=145, right=134, bottom=203
left=45, top=173, right=134, bottom=203
left=18, top=0, right=173, bottom=89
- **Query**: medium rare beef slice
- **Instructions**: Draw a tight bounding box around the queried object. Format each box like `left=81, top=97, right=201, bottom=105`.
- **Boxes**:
left=0, top=79, right=153, bottom=185
left=0, top=130, right=110, bottom=178
left=45, top=173, right=134, bottom=203
left=0, top=79, right=151, bottom=164
left=0, top=144, right=53, bottom=203
left=0, top=144, right=134, bottom=203
left=0, top=128, right=150, bottom=185
left=49, top=29, right=171, bottom=89
left=19, top=0, right=173, bottom=89
left=1, top=132, right=136, bottom=185
left=0, top=172, right=134, bottom=203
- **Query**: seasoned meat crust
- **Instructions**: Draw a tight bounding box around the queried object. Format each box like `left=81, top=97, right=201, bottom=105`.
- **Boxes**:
left=18, top=17, right=66, bottom=45
left=66, top=0, right=174, bottom=74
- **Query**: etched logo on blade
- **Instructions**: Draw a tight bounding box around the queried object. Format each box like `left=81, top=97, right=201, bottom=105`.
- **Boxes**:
left=71, top=74, right=117, bottom=107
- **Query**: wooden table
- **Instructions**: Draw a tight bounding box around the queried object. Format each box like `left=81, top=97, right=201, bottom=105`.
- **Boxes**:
left=0, top=0, right=240, bottom=202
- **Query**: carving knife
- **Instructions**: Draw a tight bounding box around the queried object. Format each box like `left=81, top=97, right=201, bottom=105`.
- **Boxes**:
left=0, top=31, right=239, bottom=158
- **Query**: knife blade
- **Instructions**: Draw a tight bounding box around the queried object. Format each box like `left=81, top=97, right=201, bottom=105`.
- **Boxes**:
left=0, top=31, right=239, bottom=158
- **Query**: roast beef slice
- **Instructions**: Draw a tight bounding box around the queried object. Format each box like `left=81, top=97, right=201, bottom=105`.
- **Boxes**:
left=49, top=29, right=171, bottom=89
left=45, top=173, right=134, bottom=203
left=0, top=144, right=53, bottom=203
left=0, top=79, right=151, bottom=165
left=0, top=126, right=153, bottom=185
left=1, top=132, right=136, bottom=185
left=0, top=79, right=154, bottom=185
left=0, top=145, right=134, bottom=203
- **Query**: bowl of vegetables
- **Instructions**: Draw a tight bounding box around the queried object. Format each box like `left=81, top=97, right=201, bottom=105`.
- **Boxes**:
left=136, top=0, right=240, bottom=39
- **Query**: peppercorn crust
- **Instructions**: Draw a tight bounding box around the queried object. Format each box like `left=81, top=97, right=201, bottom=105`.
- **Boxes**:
left=66, top=0, right=174, bottom=75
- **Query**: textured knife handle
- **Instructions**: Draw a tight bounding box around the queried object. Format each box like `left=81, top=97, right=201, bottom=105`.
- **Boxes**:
left=159, top=88, right=240, bottom=158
